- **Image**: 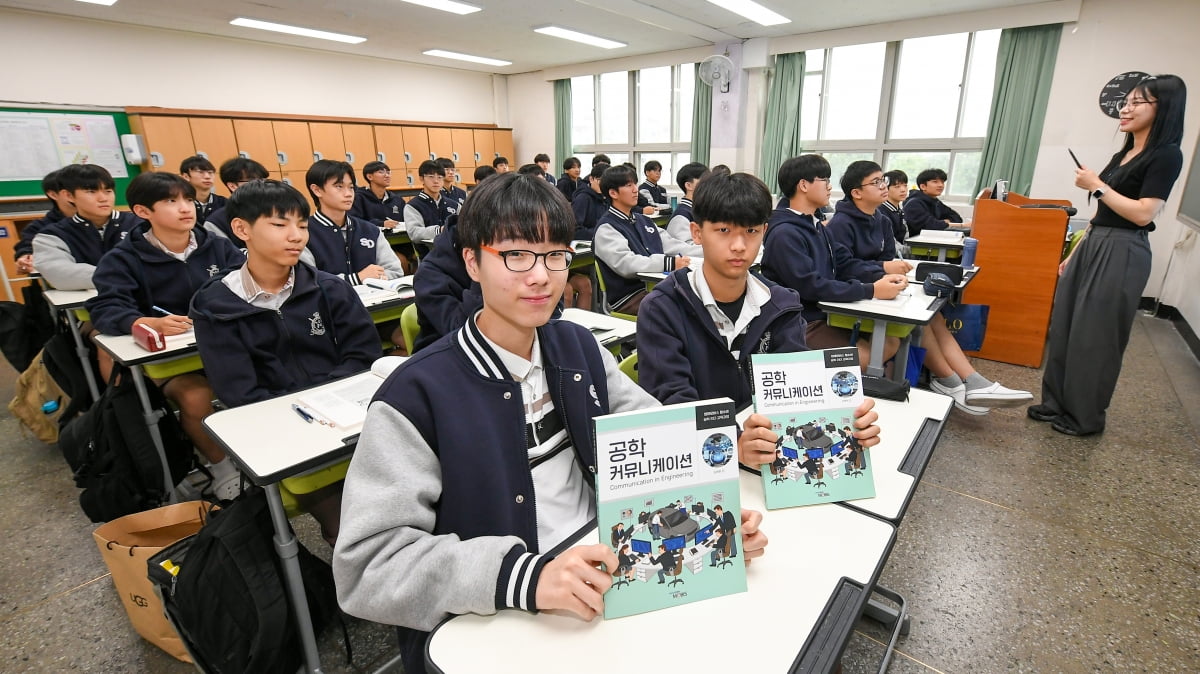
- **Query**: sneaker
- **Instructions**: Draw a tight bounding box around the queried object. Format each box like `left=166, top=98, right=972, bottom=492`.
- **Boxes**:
left=965, top=382, right=1033, bottom=407
left=208, top=471, right=244, bottom=501
left=929, top=379, right=989, bottom=416
left=1027, top=404, right=1058, bottom=422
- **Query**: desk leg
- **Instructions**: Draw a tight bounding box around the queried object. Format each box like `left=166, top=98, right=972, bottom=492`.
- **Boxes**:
left=128, top=366, right=179, bottom=504
left=64, top=310, right=102, bottom=402
left=264, top=484, right=325, bottom=674
left=936, top=249, right=947, bottom=262
left=862, top=584, right=909, bottom=674
left=893, top=330, right=913, bottom=384
left=865, top=320, right=889, bottom=378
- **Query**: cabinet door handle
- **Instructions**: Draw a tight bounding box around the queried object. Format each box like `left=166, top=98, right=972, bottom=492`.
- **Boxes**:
left=474, top=152, right=481, bottom=162
left=196, top=150, right=209, bottom=159
left=452, top=152, right=459, bottom=162
left=238, top=151, right=250, bottom=159
left=313, top=151, right=323, bottom=162
left=277, top=151, right=288, bottom=165
left=346, top=152, right=355, bottom=164
left=149, top=152, right=164, bottom=167
left=377, top=152, right=386, bottom=162
left=404, top=152, right=412, bottom=163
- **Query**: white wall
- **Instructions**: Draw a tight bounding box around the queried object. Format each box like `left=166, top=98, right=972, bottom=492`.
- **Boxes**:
left=0, top=9, right=498, bottom=124
left=504, top=73, right=555, bottom=167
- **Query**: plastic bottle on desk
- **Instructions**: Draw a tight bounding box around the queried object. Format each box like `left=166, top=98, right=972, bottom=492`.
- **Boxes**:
left=961, top=237, right=978, bottom=268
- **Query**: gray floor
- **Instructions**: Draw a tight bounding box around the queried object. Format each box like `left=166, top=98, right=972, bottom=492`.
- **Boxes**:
left=1, top=315, right=1198, bottom=673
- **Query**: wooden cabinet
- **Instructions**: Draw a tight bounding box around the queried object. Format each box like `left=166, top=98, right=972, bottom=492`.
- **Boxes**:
left=133, top=116, right=195, bottom=171
left=232, top=119, right=280, bottom=171
left=0, top=212, right=42, bottom=302
left=187, top=118, right=238, bottom=195
left=278, top=170, right=315, bottom=211
left=450, top=128, right=475, bottom=166
left=427, top=127, right=453, bottom=161
left=272, top=121, right=313, bottom=172
left=341, top=125, right=376, bottom=167
left=373, top=125, right=406, bottom=168
left=494, top=130, right=515, bottom=164
left=402, top=127, right=431, bottom=167
left=472, top=129, right=496, bottom=165
left=309, top=123, right=345, bottom=164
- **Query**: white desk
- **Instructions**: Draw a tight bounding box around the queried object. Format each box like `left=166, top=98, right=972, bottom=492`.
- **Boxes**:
left=819, top=285, right=948, bottom=379
left=426, top=471, right=897, bottom=674
left=906, top=232, right=964, bottom=262
left=42, top=288, right=101, bottom=401
left=561, top=308, right=636, bottom=351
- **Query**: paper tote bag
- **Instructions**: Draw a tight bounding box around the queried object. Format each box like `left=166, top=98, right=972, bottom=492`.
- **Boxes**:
left=92, top=500, right=214, bottom=662
left=942, top=304, right=989, bottom=352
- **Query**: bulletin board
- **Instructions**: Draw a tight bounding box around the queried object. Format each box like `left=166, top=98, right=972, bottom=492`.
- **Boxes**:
left=0, top=106, right=140, bottom=199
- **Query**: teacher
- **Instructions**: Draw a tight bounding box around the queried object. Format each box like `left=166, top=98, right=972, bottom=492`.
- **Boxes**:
left=1030, top=74, right=1187, bottom=436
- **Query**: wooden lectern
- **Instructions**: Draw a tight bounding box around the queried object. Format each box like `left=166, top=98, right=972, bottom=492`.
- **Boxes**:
left=962, top=191, right=1072, bottom=367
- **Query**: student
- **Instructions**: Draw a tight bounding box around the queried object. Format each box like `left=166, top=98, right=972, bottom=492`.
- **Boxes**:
left=492, top=156, right=510, bottom=173
left=533, top=153, right=556, bottom=184
left=570, top=162, right=608, bottom=242
left=879, top=169, right=909, bottom=247
left=191, top=179, right=381, bottom=544
left=664, top=162, right=709, bottom=245
left=638, top=160, right=670, bottom=211
left=591, top=153, right=611, bottom=167
left=903, top=168, right=967, bottom=236
left=203, top=157, right=270, bottom=248
left=516, top=163, right=544, bottom=177
left=333, top=172, right=772, bottom=673
left=436, top=157, right=467, bottom=216
left=86, top=172, right=244, bottom=499
left=32, top=164, right=144, bottom=290
left=349, top=160, right=405, bottom=231
left=180, top=155, right=226, bottom=225
left=621, top=162, right=659, bottom=215
left=593, top=165, right=700, bottom=315
left=403, top=160, right=450, bottom=250
left=759, top=155, right=907, bottom=366
left=14, top=168, right=75, bottom=275
left=473, top=164, right=497, bottom=186
left=557, top=156, right=583, bottom=200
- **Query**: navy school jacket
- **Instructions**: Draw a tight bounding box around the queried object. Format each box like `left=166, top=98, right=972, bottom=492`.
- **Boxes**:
left=557, top=176, right=583, bottom=202
left=879, top=201, right=907, bottom=245
left=570, top=188, right=607, bottom=242
left=595, top=207, right=672, bottom=304
left=306, top=212, right=386, bottom=285
left=40, top=212, right=144, bottom=266
left=902, top=189, right=962, bottom=236
left=825, top=198, right=898, bottom=264
left=350, top=186, right=405, bottom=228
left=195, top=193, right=227, bottom=227
left=203, top=207, right=243, bottom=249
left=441, top=185, right=467, bottom=218
left=639, top=180, right=668, bottom=206
left=14, top=206, right=66, bottom=260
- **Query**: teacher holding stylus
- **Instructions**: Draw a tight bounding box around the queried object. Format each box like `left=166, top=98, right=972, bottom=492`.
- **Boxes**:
left=1030, top=74, right=1187, bottom=436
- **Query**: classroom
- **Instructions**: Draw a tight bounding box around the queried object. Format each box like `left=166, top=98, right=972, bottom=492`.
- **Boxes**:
left=1, top=0, right=1198, bottom=671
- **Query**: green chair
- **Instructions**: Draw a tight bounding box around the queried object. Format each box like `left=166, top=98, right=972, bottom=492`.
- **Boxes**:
left=594, top=260, right=637, bottom=322
left=618, top=351, right=638, bottom=383
left=400, top=303, right=420, bottom=355
left=1064, top=229, right=1087, bottom=258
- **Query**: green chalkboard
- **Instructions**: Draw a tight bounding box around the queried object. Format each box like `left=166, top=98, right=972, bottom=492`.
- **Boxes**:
left=0, top=106, right=141, bottom=203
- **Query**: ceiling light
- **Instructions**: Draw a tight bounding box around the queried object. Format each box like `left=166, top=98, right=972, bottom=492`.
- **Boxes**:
left=400, top=0, right=481, bottom=15
left=704, top=0, right=791, bottom=27
left=533, top=26, right=625, bottom=50
left=423, top=49, right=511, bottom=67
left=74, top=0, right=119, bottom=5
left=230, top=18, right=366, bottom=44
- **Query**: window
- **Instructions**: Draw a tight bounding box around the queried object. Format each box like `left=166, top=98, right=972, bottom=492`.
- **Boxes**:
left=570, top=64, right=695, bottom=191
left=798, top=30, right=1000, bottom=200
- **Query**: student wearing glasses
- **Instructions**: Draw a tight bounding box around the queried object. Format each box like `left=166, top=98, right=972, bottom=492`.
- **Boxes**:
left=203, top=157, right=270, bottom=249
left=404, top=160, right=450, bottom=252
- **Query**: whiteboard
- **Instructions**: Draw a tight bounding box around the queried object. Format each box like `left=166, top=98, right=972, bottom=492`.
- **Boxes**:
left=0, top=111, right=128, bottom=181
left=1178, top=133, right=1200, bottom=232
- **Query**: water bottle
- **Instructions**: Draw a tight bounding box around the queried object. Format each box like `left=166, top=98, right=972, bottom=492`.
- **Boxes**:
left=42, top=400, right=59, bottom=415
left=961, top=237, right=978, bottom=268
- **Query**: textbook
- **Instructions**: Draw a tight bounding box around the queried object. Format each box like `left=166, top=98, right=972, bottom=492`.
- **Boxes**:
left=594, top=398, right=746, bottom=619
left=363, top=276, right=414, bottom=293
left=752, top=348, right=875, bottom=509
left=293, top=356, right=408, bottom=428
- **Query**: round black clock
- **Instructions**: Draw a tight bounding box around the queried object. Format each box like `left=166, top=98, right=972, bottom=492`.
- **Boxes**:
left=1098, top=71, right=1150, bottom=119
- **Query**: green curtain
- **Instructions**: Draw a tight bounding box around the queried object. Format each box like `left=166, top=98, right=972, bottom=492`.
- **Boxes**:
left=553, top=78, right=572, bottom=172
left=758, top=52, right=805, bottom=190
left=690, top=64, right=712, bottom=165
left=973, top=24, right=1062, bottom=200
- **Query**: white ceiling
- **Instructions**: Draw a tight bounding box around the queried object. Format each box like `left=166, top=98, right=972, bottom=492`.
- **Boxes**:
left=0, top=0, right=1049, bottom=75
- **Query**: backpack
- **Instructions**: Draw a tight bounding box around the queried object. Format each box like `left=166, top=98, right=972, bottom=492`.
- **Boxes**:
left=149, top=487, right=343, bottom=674
left=58, top=366, right=194, bottom=522
left=7, top=347, right=70, bottom=443
left=0, top=283, right=56, bottom=373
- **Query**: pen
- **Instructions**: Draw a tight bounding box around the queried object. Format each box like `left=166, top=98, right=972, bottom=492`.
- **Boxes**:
left=291, top=403, right=314, bottom=424
left=1068, top=148, right=1083, bottom=169
left=151, top=305, right=173, bottom=316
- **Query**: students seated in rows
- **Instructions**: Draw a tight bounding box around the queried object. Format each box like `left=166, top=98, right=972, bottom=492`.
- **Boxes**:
left=594, top=165, right=701, bottom=315
left=32, top=164, right=143, bottom=291
left=533, top=153, right=556, bottom=184
left=638, top=160, right=670, bottom=211
left=903, top=168, right=967, bottom=236
left=492, top=156, right=510, bottom=173
left=878, top=169, right=909, bottom=249
left=333, top=172, right=773, bottom=673
left=403, top=160, right=450, bottom=251
left=759, top=155, right=908, bottom=366
left=437, top=157, right=467, bottom=216
left=664, top=162, right=709, bottom=245
left=191, top=179, right=381, bottom=544
left=350, top=161, right=405, bottom=231
left=15, top=168, right=75, bottom=275
left=180, top=155, right=226, bottom=225
left=556, top=156, right=583, bottom=200
left=828, top=162, right=1031, bottom=414
left=86, top=172, right=244, bottom=499
left=570, top=162, right=608, bottom=242
left=203, top=157, right=270, bottom=249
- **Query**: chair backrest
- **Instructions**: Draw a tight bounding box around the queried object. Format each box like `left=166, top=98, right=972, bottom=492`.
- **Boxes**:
left=618, top=351, right=638, bottom=383
left=400, top=304, right=420, bottom=355
left=592, top=260, right=637, bottom=321
left=672, top=556, right=683, bottom=575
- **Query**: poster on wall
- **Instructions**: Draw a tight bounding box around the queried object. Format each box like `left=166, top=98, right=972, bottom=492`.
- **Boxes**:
left=0, top=111, right=129, bottom=181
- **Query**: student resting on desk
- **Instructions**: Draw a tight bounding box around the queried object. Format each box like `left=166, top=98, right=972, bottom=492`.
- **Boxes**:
left=403, top=160, right=450, bottom=253
left=557, top=156, right=583, bottom=200
left=203, top=157, right=270, bottom=249
left=534, top=153, right=557, bottom=184
left=637, top=171, right=882, bottom=459
left=594, top=164, right=701, bottom=315
left=86, top=172, right=244, bottom=499
left=663, top=162, right=709, bottom=245
left=334, top=172, right=773, bottom=674
left=902, top=168, right=968, bottom=236
left=878, top=169, right=910, bottom=249
left=14, top=168, right=75, bottom=275
left=827, top=161, right=1031, bottom=414
left=180, top=155, right=227, bottom=226
left=191, top=179, right=381, bottom=544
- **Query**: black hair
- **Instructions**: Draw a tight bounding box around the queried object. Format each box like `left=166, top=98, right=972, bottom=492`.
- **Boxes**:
left=517, top=163, right=544, bottom=176
left=693, top=172, right=771, bottom=228
left=562, top=156, right=581, bottom=171
left=473, top=165, right=498, bottom=183
left=491, top=156, right=509, bottom=168
left=588, top=163, right=609, bottom=181
left=839, top=160, right=884, bottom=196
left=456, top=172, right=575, bottom=252
left=180, top=155, right=215, bottom=174
left=676, top=162, right=710, bottom=191
left=883, top=169, right=908, bottom=186
left=41, top=169, right=62, bottom=196
left=419, top=160, right=444, bottom=177
left=710, top=164, right=731, bottom=177
left=305, top=159, right=355, bottom=204
left=534, top=153, right=551, bottom=164
left=1109, top=74, right=1187, bottom=175
left=600, top=164, right=637, bottom=199
left=58, top=163, right=115, bottom=192
left=915, top=168, right=948, bottom=187
left=643, top=160, right=662, bottom=173
left=225, top=179, right=310, bottom=224
left=436, top=157, right=456, bottom=171
left=777, top=155, right=831, bottom=198
left=362, top=161, right=389, bottom=180
left=125, top=172, right=196, bottom=210
left=592, top=153, right=611, bottom=166
left=219, top=157, right=269, bottom=185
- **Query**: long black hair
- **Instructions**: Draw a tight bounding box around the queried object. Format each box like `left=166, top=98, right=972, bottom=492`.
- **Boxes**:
left=1105, top=74, right=1187, bottom=175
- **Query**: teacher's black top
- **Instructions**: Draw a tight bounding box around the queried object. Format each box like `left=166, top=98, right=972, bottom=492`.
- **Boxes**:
left=1093, top=143, right=1183, bottom=232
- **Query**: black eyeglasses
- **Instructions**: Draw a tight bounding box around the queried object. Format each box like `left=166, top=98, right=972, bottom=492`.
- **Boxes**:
left=481, top=245, right=574, bottom=272
left=860, top=176, right=890, bottom=189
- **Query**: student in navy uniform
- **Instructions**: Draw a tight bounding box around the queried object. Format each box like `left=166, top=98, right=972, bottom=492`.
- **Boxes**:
left=333, top=172, right=772, bottom=673
left=638, top=160, right=670, bottom=211
left=436, top=157, right=467, bottom=217
left=180, top=155, right=227, bottom=225
left=14, top=168, right=75, bottom=275
left=664, top=162, right=709, bottom=245
left=879, top=169, right=909, bottom=248
left=87, top=172, right=244, bottom=499
left=592, top=153, right=611, bottom=167
left=534, top=153, right=556, bottom=184
left=571, top=163, right=608, bottom=242
left=350, top=160, right=405, bottom=230
left=32, top=163, right=144, bottom=291
left=557, top=156, right=583, bottom=200
left=491, top=156, right=510, bottom=173
left=902, top=168, right=967, bottom=236
left=403, top=160, right=449, bottom=251
left=593, top=165, right=700, bottom=315
left=473, top=165, right=497, bottom=186
left=191, top=179, right=381, bottom=543
left=203, top=157, right=270, bottom=248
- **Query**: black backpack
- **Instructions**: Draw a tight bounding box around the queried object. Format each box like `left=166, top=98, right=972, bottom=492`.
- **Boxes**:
left=58, top=366, right=194, bottom=522
left=0, top=283, right=56, bottom=373
left=149, top=487, right=344, bottom=674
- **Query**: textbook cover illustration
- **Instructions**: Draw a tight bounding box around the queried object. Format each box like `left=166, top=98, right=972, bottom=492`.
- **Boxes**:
left=752, top=348, right=875, bottom=509
left=594, top=398, right=746, bottom=619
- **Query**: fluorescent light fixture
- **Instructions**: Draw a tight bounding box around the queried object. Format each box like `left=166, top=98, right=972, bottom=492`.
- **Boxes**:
left=534, top=26, right=626, bottom=50
left=74, top=0, right=119, bottom=5
left=400, top=0, right=481, bottom=15
left=230, top=18, right=366, bottom=44
left=423, top=49, right=511, bottom=67
left=704, top=0, right=791, bottom=26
